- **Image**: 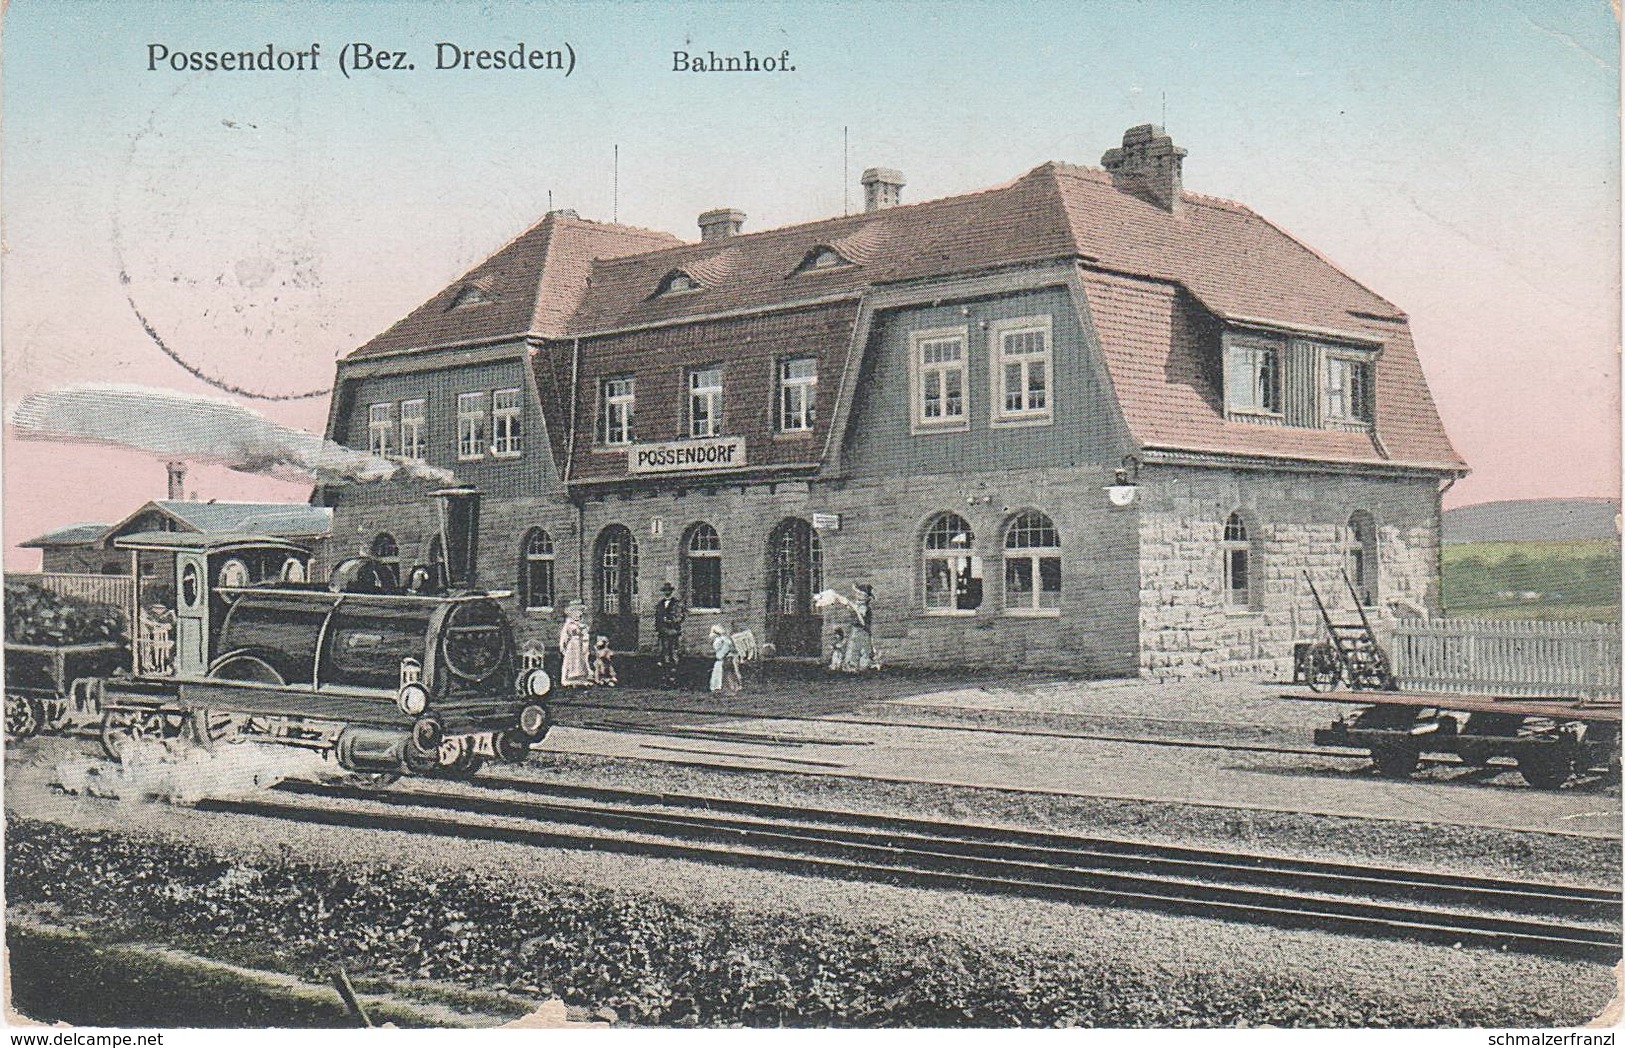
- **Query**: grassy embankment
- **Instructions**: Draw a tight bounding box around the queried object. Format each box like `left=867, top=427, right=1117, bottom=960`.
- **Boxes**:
left=1441, top=538, right=1620, bottom=622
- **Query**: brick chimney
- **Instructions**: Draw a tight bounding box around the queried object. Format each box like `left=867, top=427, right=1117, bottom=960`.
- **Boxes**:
left=861, top=168, right=905, bottom=212
left=166, top=461, right=186, bottom=501
left=1101, top=125, right=1186, bottom=212
left=698, top=208, right=746, bottom=240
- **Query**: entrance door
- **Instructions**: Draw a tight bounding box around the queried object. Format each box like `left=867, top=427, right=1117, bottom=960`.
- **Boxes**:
left=767, top=518, right=822, bottom=656
left=594, top=525, right=640, bottom=650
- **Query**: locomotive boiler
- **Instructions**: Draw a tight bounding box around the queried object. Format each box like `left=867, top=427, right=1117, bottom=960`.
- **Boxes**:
left=94, top=488, right=552, bottom=782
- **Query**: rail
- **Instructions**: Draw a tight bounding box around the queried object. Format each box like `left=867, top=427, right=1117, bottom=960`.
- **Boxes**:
left=8, top=572, right=133, bottom=608
left=1391, top=617, right=1621, bottom=699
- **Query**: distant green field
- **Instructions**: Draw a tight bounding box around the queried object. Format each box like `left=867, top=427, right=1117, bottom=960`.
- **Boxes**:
left=1442, top=538, right=1620, bottom=622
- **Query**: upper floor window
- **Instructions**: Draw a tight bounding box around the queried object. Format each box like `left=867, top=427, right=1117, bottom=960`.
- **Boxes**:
left=1003, top=511, right=1061, bottom=613
left=923, top=512, right=981, bottom=613
left=600, top=376, right=636, bottom=445
left=456, top=392, right=488, bottom=460
left=399, top=399, right=427, bottom=461
left=520, top=528, right=555, bottom=610
left=1222, top=512, right=1258, bottom=611
left=682, top=522, right=723, bottom=611
left=1225, top=339, right=1280, bottom=416
left=688, top=366, right=723, bottom=438
left=779, top=358, right=817, bottom=433
left=492, top=388, right=523, bottom=457
left=991, top=316, right=1053, bottom=425
left=1325, top=356, right=1373, bottom=423
left=911, top=328, right=967, bottom=430
left=368, top=403, right=393, bottom=456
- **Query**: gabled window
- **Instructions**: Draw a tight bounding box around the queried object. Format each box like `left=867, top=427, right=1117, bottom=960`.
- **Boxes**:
left=600, top=376, right=636, bottom=445
left=1325, top=355, right=1373, bottom=423
left=910, top=327, right=967, bottom=431
left=456, top=392, right=488, bottom=460
left=1225, top=338, right=1280, bottom=417
left=991, top=316, right=1053, bottom=425
left=399, top=399, right=427, bottom=461
left=367, top=403, right=393, bottom=456
left=778, top=358, right=817, bottom=432
left=520, top=528, right=555, bottom=610
left=492, top=388, right=523, bottom=457
left=688, top=366, right=723, bottom=438
left=795, top=245, right=851, bottom=273
left=682, top=522, right=723, bottom=611
left=655, top=270, right=700, bottom=297
left=923, top=513, right=981, bottom=612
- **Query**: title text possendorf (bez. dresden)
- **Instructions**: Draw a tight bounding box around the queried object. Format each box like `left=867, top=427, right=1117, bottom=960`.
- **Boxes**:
left=144, top=42, right=577, bottom=78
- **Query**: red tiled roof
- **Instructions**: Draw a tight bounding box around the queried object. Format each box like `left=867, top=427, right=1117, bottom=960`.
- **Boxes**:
left=1081, top=270, right=1464, bottom=471
left=350, top=213, right=681, bottom=357
left=348, top=158, right=1463, bottom=473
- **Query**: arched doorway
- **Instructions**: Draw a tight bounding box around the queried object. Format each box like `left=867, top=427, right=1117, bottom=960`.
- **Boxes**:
left=767, top=517, right=822, bottom=656
left=594, top=524, right=640, bottom=650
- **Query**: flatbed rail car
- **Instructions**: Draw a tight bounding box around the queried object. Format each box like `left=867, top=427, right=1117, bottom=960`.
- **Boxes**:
left=1289, top=689, right=1621, bottom=788
left=5, top=640, right=125, bottom=738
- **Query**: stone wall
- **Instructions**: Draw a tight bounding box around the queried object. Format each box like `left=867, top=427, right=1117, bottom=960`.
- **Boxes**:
left=1135, top=463, right=1442, bottom=679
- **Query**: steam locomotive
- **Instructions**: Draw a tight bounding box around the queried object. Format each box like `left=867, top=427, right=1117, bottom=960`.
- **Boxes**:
left=81, top=488, right=552, bottom=783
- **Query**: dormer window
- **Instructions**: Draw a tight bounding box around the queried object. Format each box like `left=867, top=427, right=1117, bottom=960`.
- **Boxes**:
left=656, top=270, right=701, bottom=297
left=795, top=246, right=851, bottom=274
left=448, top=283, right=495, bottom=309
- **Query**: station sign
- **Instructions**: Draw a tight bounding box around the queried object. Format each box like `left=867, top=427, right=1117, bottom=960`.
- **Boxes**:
left=812, top=512, right=841, bottom=530
left=627, top=436, right=747, bottom=475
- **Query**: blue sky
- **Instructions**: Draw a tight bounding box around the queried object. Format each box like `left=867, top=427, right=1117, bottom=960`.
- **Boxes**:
left=1, top=0, right=1618, bottom=562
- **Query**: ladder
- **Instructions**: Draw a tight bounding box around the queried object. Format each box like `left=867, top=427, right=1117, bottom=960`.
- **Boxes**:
left=1304, top=569, right=1396, bottom=691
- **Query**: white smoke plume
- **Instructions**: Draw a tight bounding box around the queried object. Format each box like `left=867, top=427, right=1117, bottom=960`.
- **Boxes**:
left=10, top=383, right=454, bottom=486
left=54, top=738, right=332, bottom=805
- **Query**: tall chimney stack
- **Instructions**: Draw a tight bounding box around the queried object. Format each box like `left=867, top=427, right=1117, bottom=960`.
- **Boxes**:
left=860, top=168, right=905, bottom=212
left=698, top=208, right=746, bottom=240
left=1101, top=125, right=1186, bottom=213
left=166, top=461, right=186, bottom=501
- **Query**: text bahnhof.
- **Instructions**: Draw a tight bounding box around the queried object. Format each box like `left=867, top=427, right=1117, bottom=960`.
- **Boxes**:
left=145, top=42, right=567, bottom=73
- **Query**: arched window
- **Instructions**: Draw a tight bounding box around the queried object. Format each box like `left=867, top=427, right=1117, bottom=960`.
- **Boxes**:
left=1345, top=511, right=1378, bottom=607
left=923, top=513, right=981, bottom=612
left=682, top=523, right=722, bottom=611
left=370, top=533, right=400, bottom=589
left=1003, top=511, right=1061, bottom=611
left=1222, top=512, right=1256, bottom=610
left=520, top=528, right=556, bottom=610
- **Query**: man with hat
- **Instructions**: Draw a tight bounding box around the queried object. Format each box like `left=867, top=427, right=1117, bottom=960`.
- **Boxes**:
left=654, top=581, right=686, bottom=677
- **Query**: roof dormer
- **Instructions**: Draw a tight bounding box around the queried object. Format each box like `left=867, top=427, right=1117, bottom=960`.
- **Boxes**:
left=654, top=269, right=702, bottom=297
left=793, top=245, right=853, bottom=275
left=447, top=281, right=497, bottom=310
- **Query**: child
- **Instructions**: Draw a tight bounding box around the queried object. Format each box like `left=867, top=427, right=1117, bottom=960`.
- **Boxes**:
left=592, top=635, right=618, bottom=687
left=828, top=628, right=847, bottom=671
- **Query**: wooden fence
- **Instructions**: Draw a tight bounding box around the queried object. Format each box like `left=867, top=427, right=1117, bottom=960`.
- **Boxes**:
left=1390, top=617, right=1621, bottom=699
left=8, top=572, right=133, bottom=609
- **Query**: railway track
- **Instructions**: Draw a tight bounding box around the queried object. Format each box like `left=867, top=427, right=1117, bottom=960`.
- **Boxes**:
left=194, top=775, right=1622, bottom=964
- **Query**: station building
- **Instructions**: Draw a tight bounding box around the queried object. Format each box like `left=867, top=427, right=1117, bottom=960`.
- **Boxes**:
left=320, top=126, right=1467, bottom=677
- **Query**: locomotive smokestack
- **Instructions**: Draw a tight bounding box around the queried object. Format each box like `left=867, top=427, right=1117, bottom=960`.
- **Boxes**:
left=431, top=488, right=481, bottom=590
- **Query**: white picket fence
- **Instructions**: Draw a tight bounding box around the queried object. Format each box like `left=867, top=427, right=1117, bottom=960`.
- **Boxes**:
left=9, top=572, right=133, bottom=609
left=1391, top=617, right=1621, bottom=699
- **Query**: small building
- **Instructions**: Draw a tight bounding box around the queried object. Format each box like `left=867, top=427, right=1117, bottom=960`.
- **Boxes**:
left=19, top=523, right=119, bottom=575
left=321, top=126, right=1467, bottom=677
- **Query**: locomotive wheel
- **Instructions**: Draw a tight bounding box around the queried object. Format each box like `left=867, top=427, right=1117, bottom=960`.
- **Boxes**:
left=5, top=693, right=41, bottom=740
left=493, top=729, right=532, bottom=764
left=98, top=710, right=173, bottom=759
left=1370, top=738, right=1420, bottom=779
left=1519, top=747, right=1575, bottom=790
left=1305, top=644, right=1342, bottom=693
